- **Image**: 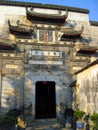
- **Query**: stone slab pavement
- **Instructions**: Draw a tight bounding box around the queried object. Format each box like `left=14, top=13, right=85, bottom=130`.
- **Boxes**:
left=35, top=128, right=73, bottom=130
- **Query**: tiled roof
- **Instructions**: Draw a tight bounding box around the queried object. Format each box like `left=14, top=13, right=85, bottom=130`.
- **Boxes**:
left=0, top=42, right=16, bottom=53
left=8, top=20, right=34, bottom=38
left=26, top=7, right=68, bottom=25
left=62, top=27, right=83, bottom=35
left=70, top=80, right=76, bottom=87
left=60, top=27, right=83, bottom=41
left=90, top=21, right=98, bottom=26
left=75, top=59, right=98, bottom=74
left=76, top=46, right=97, bottom=55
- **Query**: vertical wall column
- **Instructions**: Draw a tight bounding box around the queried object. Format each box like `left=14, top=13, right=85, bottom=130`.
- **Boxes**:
left=0, top=59, right=2, bottom=113
left=19, top=76, right=25, bottom=112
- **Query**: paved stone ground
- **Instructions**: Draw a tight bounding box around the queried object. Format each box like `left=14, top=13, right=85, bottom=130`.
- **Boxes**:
left=26, top=126, right=73, bottom=130
left=26, top=128, right=73, bottom=130
left=26, top=125, right=73, bottom=130
left=44, top=128, right=73, bottom=130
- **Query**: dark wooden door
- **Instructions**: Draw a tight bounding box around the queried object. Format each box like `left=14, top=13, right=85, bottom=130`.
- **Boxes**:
left=35, top=81, right=56, bottom=119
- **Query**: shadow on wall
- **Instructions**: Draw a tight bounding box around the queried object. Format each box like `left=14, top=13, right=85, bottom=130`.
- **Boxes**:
left=64, top=107, right=74, bottom=122
left=1, top=74, right=24, bottom=113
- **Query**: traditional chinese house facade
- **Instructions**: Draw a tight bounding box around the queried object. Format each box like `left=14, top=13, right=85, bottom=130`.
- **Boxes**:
left=0, top=1, right=98, bottom=120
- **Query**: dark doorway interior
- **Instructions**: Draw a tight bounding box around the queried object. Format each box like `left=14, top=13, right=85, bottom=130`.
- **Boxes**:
left=35, top=81, right=56, bottom=119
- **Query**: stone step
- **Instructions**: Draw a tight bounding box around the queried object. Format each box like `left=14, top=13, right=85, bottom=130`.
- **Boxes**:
left=34, top=118, right=58, bottom=125
left=35, top=129, right=44, bottom=130
left=33, top=119, right=63, bottom=129
left=25, top=117, right=67, bottom=130
left=26, top=118, right=63, bottom=130
left=24, top=115, right=35, bottom=127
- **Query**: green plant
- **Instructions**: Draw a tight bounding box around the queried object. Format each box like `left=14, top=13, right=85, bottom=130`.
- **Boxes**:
left=0, top=109, right=21, bottom=130
left=6, top=109, right=21, bottom=122
left=90, top=113, right=98, bottom=123
left=74, top=110, right=85, bottom=121
left=0, top=115, right=15, bottom=130
left=90, top=113, right=98, bottom=130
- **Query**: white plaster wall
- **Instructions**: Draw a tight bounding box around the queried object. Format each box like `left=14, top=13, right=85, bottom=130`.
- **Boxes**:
left=89, top=26, right=98, bottom=46
left=1, top=74, right=20, bottom=113
left=0, top=5, right=26, bottom=24
left=77, top=64, right=98, bottom=113
left=67, top=11, right=89, bottom=23
left=33, top=8, right=63, bottom=14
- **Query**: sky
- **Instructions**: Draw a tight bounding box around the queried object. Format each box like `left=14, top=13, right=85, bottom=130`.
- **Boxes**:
left=10, top=0, right=98, bottom=21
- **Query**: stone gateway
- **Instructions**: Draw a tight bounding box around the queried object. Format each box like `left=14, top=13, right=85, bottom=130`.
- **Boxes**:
left=0, top=1, right=98, bottom=121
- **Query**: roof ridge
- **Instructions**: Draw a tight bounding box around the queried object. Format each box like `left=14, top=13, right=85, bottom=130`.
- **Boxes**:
left=0, top=0, right=89, bottom=14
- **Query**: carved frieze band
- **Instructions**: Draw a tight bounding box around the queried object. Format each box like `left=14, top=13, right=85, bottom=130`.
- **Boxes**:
left=29, top=60, right=63, bottom=65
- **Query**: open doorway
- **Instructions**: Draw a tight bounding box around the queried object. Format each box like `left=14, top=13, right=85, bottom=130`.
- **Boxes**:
left=35, top=81, right=56, bottom=119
